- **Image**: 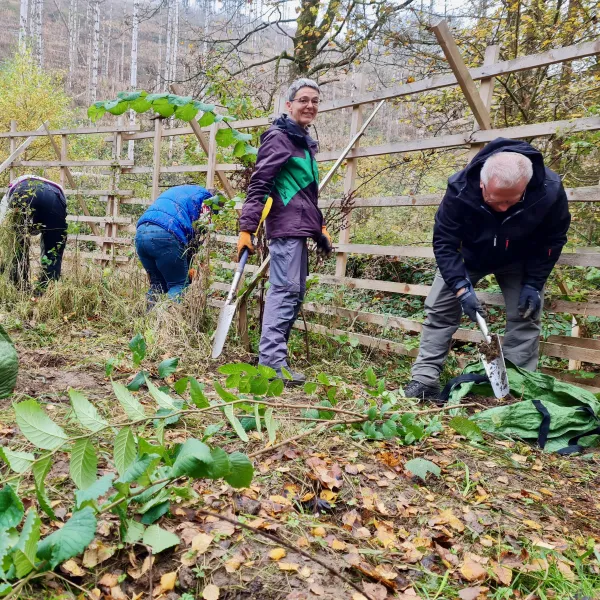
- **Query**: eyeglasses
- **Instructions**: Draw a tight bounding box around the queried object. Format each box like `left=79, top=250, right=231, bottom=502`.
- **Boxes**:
left=292, top=97, right=320, bottom=107
left=481, top=182, right=526, bottom=207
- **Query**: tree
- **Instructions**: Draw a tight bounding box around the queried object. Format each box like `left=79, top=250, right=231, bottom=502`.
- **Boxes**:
left=19, top=0, right=29, bottom=48
left=89, top=0, right=101, bottom=103
left=128, top=0, right=139, bottom=160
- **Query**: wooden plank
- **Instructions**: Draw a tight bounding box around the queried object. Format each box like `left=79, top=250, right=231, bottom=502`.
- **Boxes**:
left=540, top=368, right=600, bottom=393
left=152, top=118, right=162, bottom=201
left=546, top=335, right=600, bottom=350
left=0, top=124, right=141, bottom=138
left=539, top=341, right=600, bottom=363
left=0, top=123, right=46, bottom=174
left=62, top=250, right=130, bottom=263
left=315, top=116, right=600, bottom=162
left=432, top=21, right=492, bottom=131
left=67, top=234, right=133, bottom=245
left=67, top=215, right=132, bottom=224
left=120, top=197, right=153, bottom=206
left=9, top=120, right=16, bottom=181
left=124, top=164, right=243, bottom=174
left=206, top=123, right=217, bottom=189
left=13, top=159, right=135, bottom=167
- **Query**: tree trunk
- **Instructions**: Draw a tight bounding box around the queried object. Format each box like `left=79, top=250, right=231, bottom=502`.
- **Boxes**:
left=34, top=0, right=44, bottom=66
left=104, top=1, right=113, bottom=81
left=164, top=0, right=173, bottom=89
left=90, top=0, right=100, bottom=103
left=19, top=0, right=29, bottom=48
left=68, top=0, right=77, bottom=89
left=128, top=0, right=139, bottom=161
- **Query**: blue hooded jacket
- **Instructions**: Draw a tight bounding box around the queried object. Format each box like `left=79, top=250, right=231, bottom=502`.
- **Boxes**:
left=137, top=185, right=213, bottom=245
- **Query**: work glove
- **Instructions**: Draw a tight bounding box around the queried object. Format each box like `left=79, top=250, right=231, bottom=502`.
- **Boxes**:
left=518, top=284, right=542, bottom=319
left=316, top=226, right=333, bottom=258
left=456, top=282, right=486, bottom=323
left=237, top=231, right=255, bottom=261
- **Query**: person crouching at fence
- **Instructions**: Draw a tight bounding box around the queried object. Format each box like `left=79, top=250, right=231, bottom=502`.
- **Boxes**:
left=135, top=184, right=214, bottom=308
left=237, top=78, right=333, bottom=385
left=0, top=175, right=68, bottom=292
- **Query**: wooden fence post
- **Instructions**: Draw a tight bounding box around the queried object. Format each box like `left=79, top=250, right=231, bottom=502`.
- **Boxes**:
left=9, top=120, right=16, bottom=182
left=206, top=123, right=217, bottom=190
left=152, top=118, right=163, bottom=201
left=103, top=118, right=124, bottom=261
left=335, top=74, right=365, bottom=278
left=60, top=135, right=68, bottom=188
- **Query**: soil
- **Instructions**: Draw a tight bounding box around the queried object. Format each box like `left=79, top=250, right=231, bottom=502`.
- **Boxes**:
left=478, top=334, right=501, bottom=362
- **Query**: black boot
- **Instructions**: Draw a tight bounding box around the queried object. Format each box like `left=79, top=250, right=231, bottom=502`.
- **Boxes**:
left=404, top=380, right=440, bottom=401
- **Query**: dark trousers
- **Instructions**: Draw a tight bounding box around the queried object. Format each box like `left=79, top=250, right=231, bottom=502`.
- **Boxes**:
left=135, top=222, right=189, bottom=306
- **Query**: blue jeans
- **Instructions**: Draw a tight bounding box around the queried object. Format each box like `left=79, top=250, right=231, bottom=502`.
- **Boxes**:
left=135, top=223, right=189, bottom=305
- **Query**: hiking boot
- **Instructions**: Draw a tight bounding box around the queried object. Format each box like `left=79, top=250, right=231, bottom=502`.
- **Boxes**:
left=274, top=367, right=306, bottom=387
left=404, top=380, right=440, bottom=401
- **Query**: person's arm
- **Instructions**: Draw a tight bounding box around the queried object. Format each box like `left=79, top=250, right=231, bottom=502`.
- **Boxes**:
left=523, top=183, right=571, bottom=291
left=239, top=131, right=293, bottom=234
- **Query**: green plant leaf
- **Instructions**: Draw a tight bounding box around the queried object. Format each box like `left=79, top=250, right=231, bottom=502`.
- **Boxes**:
left=0, top=584, right=12, bottom=597
left=117, top=454, right=161, bottom=484
left=141, top=501, right=170, bottom=525
left=223, top=405, right=249, bottom=442
left=113, top=426, right=136, bottom=477
left=404, top=458, right=441, bottom=481
left=75, top=474, right=114, bottom=509
left=152, top=98, right=176, bottom=117
left=303, top=382, right=318, bottom=395
left=130, top=97, right=152, bottom=113
left=145, top=92, right=169, bottom=102
left=197, top=111, right=215, bottom=127
left=127, top=370, right=149, bottom=391
left=244, top=143, right=258, bottom=156
left=250, top=376, right=268, bottom=395
left=167, top=94, right=193, bottom=106
left=145, top=377, right=176, bottom=410
left=37, top=506, right=97, bottom=569
left=174, top=103, right=198, bottom=121
left=142, top=524, right=180, bottom=554
left=365, top=367, right=377, bottom=388
left=207, top=447, right=230, bottom=480
left=253, top=404, right=262, bottom=433
left=215, top=127, right=235, bottom=147
left=112, top=381, right=147, bottom=420
left=172, top=439, right=213, bottom=478
left=449, top=416, right=484, bottom=442
left=0, top=485, right=24, bottom=529
left=70, top=438, right=97, bottom=490
left=117, top=91, right=142, bottom=101
left=87, top=102, right=106, bottom=122
left=257, top=365, right=277, bottom=379
left=129, top=333, right=146, bottom=366
left=32, top=456, right=56, bottom=519
left=105, top=99, right=129, bottom=115
left=193, top=100, right=215, bottom=113
left=266, top=378, right=284, bottom=397
left=202, top=422, right=223, bottom=441
left=69, top=389, right=109, bottom=432
left=264, top=407, right=277, bottom=444
left=214, top=381, right=238, bottom=403
left=190, top=377, right=209, bottom=408
left=317, top=373, right=330, bottom=386
left=173, top=377, right=189, bottom=395
left=0, top=448, right=34, bottom=474
left=14, top=399, right=68, bottom=450
left=232, top=129, right=252, bottom=142
left=158, top=357, right=179, bottom=379
left=218, top=363, right=258, bottom=376
left=12, top=509, right=41, bottom=577
left=124, top=519, right=145, bottom=544
left=224, top=452, right=253, bottom=489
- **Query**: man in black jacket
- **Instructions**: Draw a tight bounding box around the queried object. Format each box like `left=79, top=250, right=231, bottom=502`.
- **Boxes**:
left=405, top=138, right=571, bottom=400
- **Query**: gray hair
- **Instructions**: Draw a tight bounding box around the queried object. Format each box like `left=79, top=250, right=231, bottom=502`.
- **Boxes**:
left=286, top=78, right=320, bottom=101
left=480, top=152, right=533, bottom=188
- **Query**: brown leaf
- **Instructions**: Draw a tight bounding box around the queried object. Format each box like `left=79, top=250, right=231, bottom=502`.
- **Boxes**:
left=60, top=559, right=84, bottom=577
left=435, top=543, right=459, bottom=567
left=128, top=555, right=154, bottom=580
left=312, top=526, right=326, bottom=537
left=192, top=532, right=214, bottom=554
left=362, top=581, right=388, bottom=600
left=460, top=557, right=487, bottom=582
left=492, top=564, right=512, bottom=585
left=458, top=587, right=486, bottom=600
left=225, top=554, right=244, bottom=573
left=110, top=586, right=128, bottom=600
left=202, top=584, right=220, bottom=600
left=82, top=541, right=116, bottom=568
left=98, top=573, right=119, bottom=588
left=310, top=584, right=325, bottom=596
left=268, top=548, right=287, bottom=561
left=429, top=509, right=465, bottom=532
left=306, top=457, right=344, bottom=490
left=331, top=539, right=347, bottom=551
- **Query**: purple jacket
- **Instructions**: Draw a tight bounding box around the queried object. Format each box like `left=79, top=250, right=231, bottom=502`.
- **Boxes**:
left=239, top=114, right=323, bottom=239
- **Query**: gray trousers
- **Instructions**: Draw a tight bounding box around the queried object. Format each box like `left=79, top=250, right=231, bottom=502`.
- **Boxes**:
left=259, top=237, right=308, bottom=368
left=411, top=262, right=544, bottom=387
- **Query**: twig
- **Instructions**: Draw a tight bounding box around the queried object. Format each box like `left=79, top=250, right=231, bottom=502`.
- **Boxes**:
left=49, top=572, right=96, bottom=600
left=249, top=422, right=332, bottom=458
left=195, top=508, right=375, bottom=600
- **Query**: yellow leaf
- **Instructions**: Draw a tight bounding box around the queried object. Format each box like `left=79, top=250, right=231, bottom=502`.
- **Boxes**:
left=331, top=539, right=347, bottom=551
left=160, top=572, right=177, bottom=592
left=225, top=554, right=244, bottom=573
left=297, top=536, right=309, bottom=547
left=202, top=584, right=220, bottom=600
left=556, top=561, right=575, bottom=582
left=60, top=559, right=85, bottom=577
left=301, top=492, right=315, bottom=502
left=278, top=562, right=300, bottom=572
left=268, top=548, right=287, bottom=561
left=312, top=526, right=326, bottom=537
left=460, top=557, right=487, bottom=582
left=320, top=490, right=337, bottom=502
left=523, top=520, right=542, bottom=530
left=192, top=533, right=214, bottom=554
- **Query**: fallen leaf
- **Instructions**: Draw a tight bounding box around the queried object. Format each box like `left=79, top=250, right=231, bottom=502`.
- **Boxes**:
left=225, top=554, right=244, bottom=573
left=320, top=490, right=337, bottom=502
left=556, top=561, right=575, bottom=582
left=110, top=586, right=127, bottom=600
left=460, top=557, right=487, bottom=582
left=269, top=548, right=287, bottom=561
left=492, top=564, right=512, bottom=585
left=160, top=572, right=177, bottom=592
left=429, top=508, right=465, bottom=532
left=210, top=520, right=235, bottom=537
left=374, top=564, right=398, bottom=581
left=523, top=520, right=542, bottom=530
left=459, top=587, right=485, bottom=600
left=297, top=536, right=309, bottom=548
left=278, top=562, right=300, bottom=572
left=312, top=526, right=326, bottom=537
left=375, top=525, right=397, bottom=549
left=192, top=533, right=214, bottom=554
left=299, top=566, right=312, bottom=578
left=60, top=559, right=84, bottom=577
left=496, top=476, right=509, bottom=484
left=480, top=536, right=494, bottom=548
left=355, top=527, right=371, bottom=539
left=82, top=541, right=116, bottom=568
left=202, top=584, right=220, bottom=600
left=98, top=573, right=119, bottom=588
left=362, top=581, right=387, bottom=600
left=128, top=555, right=154, bottom=580
left=310, top=584, right=325, bottom=596
left=435, top=543, right=459, bottom=567
left=510, top=453, right=527, bottom=464
left=352, top=595, right=368, bottom=600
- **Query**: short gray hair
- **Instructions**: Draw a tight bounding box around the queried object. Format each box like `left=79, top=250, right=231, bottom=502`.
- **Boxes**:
left=286, top=78, right=320, bottom=101
left=480, top=152, right=533, bottom=187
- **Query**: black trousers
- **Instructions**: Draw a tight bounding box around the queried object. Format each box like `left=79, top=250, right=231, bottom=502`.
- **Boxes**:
left=9, top=180, right=67, bottom=288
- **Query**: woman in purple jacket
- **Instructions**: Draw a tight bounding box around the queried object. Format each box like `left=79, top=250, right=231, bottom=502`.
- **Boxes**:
left=237, top=79, right=332, bottom=384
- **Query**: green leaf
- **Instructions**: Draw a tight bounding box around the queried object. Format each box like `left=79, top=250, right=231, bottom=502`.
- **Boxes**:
left=218, top=363, right=258, bottom=376
left=202, top=423, right=223, bottom=441
left=70, top=438, right=97, bottom=490
left=127, top=370, right=149, bottom=391
left=129, top=333, right=146, bottom=366
left=193, top=100, right=215, bottom=113
left=250, top=376, right=268, bottom=395
left=113, top=381, right=147, bottom=420
left=225, top=373, right=241, bottom=389
left=223, top=405, right=249, bottom=442
left=233, top=141, right=246, bottom=157
left=172, top=439, right=213, bottom=478
left=224, top=452, right=253, bottom=489
left=87, top=102, right=106, bottom=122
left=173, top=377, right=189, bottom=395
left=75, top=474, right=114, bottom=509
left=14, top=399, right=68, bottom=450
left=264, top=407, right=277, bottom=444
left=0, top=528, right=17, bottom=579
left=214, top=381, right=238, bottom=403
left=142, top=525, right=180, bottom=554
left=152, top=98, right=176, bottom=118
left=117, top=454, right=161, bottom=484
left=189, top=377, right=209, bottom=408
left=207, top=447, right=231, bottom=480
left=257, top=365, right=277, bottom=379
left=117, top=91, right=142, bottom=101
left=145, top=377, right=176, bottom=410
left=303, top=382, right=318, bottom=395
left=106, top=99, right=129, bottom=115
left=124, top=519, right=145, bottom=544
left=317, top=373, right=330, bottom=386
left=266, top=378, right=284, bottom=397
left=0, top=485, right=24, bottom=529
left=130, top=97, right=152, bottom=113
left=253, top=404, right=262, bottom=433
left=32, top=456, right=56, bottom=519
left=404, top=458, right=441, bottom=481
left=141, top=501, right=170, bottom=525
left=145, top=92, right=169, bottom=102
left=244, top=143, right=258, bottom=156
left=449, top=416, right=484, bottom=442
left=215, top=127, right=235, bottom=147
left=367, top=407, right=378, bottom=421
left=12, top=509, right=41, bottom=577
left=174, top=103, right=198, bottom=121
left=365, top=367, right=377, bottom=388
left=37, top=507, right=97, bottom=569
left=197, top=111, right=215, bottom=127
left=232, top=129, right=252, bottom=142
left=0, top=584, right=12, bottom=597
left=0, top=448, right=34, bottom=474
left=158, top=357, right=179, bottom=379
left=113, top=426, right=137, bottom=476
left=69, top=389, right=108, bottom=432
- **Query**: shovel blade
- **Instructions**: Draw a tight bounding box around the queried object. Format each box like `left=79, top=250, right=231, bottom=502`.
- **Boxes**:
left=211, top=301, right=238, bottom=359
left=479, top=334, right=510, bottom=398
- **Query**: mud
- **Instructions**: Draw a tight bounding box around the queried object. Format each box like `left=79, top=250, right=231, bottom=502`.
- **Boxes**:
left=478, top=334, right=501, bottom=362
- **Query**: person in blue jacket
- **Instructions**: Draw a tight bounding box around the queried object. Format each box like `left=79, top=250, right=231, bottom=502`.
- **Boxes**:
left=135, top=185, right=213, bottom=306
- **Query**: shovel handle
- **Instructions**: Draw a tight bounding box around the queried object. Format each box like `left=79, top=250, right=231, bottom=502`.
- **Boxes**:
left=475, top=312, right=492, bottom=343
left=226, top=248, right=249, bottom=304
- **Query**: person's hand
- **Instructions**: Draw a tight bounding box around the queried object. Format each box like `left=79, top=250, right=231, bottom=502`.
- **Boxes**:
left=518, top=284, right=541, bottom=319
left=456, top=283, right=486, bottom=322
left=237, top=231, right=255, bottom=261
left=316, top=226, right=333, bottom=258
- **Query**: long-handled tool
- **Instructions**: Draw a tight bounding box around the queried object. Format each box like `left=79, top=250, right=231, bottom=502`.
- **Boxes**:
left=475, top=312, right=509, bottom=398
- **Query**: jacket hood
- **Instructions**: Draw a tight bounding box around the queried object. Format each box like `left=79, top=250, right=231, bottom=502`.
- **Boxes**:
left=269, top=114, right=318, bottom=150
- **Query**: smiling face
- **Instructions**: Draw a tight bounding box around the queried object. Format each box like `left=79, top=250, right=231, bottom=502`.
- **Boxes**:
left=285, top=86, right=320, bottom=127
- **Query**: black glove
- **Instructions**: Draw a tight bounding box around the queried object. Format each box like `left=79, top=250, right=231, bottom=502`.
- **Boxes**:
left=518, top=284, right=542, bottom=319
left=316, top=232, right=333, bottom=258
left=456, top=283, right=486, bottom=322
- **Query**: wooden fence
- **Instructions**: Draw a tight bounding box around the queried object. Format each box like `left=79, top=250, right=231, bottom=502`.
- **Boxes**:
left=1, top=27, right=599, bottom=385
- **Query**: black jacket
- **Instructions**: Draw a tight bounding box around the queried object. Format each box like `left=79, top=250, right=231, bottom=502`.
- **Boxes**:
left=433, top=138, right=571, bottom=291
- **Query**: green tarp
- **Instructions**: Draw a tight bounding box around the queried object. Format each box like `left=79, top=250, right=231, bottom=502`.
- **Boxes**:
left=449, top=362, right=600, bottom=453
